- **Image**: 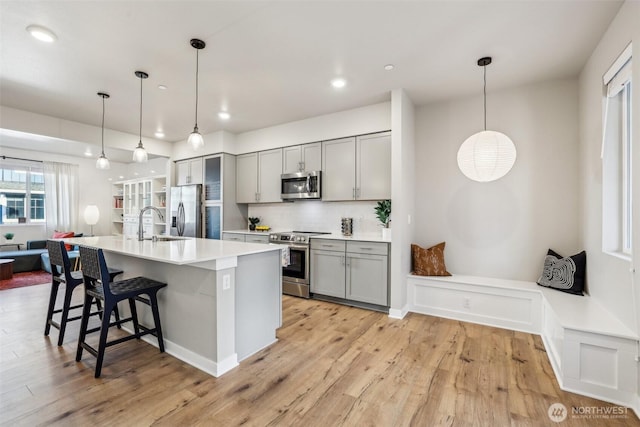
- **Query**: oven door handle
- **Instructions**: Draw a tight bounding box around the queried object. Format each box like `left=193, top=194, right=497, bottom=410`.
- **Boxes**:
left=287, top=244, right=309, bottom=250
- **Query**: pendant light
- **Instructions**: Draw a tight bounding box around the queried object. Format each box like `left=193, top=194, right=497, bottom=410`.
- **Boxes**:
left=96, top=92, right=111, bottom=170
left=187, top=38, right=206, bottom=150
left=457, top=57, right=516, bottom=182
left=132, top=70, right=149, bottom=163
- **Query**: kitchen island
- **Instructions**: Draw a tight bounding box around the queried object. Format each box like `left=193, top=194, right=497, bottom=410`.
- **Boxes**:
left=64, top=235, right=282, bottom=377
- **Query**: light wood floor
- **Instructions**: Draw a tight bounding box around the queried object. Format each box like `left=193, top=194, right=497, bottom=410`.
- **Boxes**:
left=1, top=283, right=638, bottom=427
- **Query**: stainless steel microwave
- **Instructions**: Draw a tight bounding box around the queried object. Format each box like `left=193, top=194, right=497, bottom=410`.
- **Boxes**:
left=281, top=171, right=321, bottom=200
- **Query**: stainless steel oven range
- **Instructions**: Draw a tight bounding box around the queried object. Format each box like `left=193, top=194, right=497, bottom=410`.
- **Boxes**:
left=269, top=231, right=330, bottom=298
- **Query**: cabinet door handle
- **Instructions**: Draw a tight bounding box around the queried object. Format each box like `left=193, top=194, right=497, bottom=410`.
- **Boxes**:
left=352, top=188, right=356, bottom=199
left=359, top=247, right=373, bottom=251
left=341, top=256, right=345, bottom=266
left=356, top=188, right=360, bottom=198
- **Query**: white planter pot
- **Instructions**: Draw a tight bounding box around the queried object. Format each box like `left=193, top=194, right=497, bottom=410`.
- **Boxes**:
left=381, top=228, right=392, bottom=240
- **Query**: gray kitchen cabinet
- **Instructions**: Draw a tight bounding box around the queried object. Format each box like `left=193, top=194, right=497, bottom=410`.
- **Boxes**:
left=322, top=137, right=356, bottom=201
left=310, top=239, right=389, bottom=307
left=345, top=242, right=389, bottom=306
left=258, top=148, right=283, bottom=203
left=222, top=232, right=269, bottom=243
left=175, top=157, right=203, bottom=185
left=222, top=232, right=245, bottom=242
left=356, top=132, right=391, bottom=200
left=236, top=153, right=258, bottom=203
left=245, top=234, right=270, bottom=244
left=310, top=246, right=346, bottom=298
left=322, top=132, right=391, bottom=201
left=282, top=142, right=322, bottom=173
left=236, top=149, right=282, bottom=203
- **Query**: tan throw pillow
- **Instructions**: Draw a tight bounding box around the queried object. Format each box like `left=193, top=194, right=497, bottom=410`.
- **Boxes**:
left=411, top=242, right=451, bottom=276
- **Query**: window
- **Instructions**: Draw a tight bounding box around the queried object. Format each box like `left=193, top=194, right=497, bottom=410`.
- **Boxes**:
left=602, top=43, right=632, bottom=257
left=0, top=164, right=45, bottom=224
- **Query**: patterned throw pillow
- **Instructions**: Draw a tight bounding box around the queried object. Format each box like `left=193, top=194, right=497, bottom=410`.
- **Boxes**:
left=411, top=242, right=451, bottom=276
left=537, top=249, right=586, bottom=295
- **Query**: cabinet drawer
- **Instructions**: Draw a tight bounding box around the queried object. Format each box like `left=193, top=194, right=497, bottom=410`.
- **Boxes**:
left=346, top=241, right=388, bottom=256
left=310, top=239, right=345, bottom=252
left=245, top=235, right=269, bottom=244
left=222, top=233, right=245, bottom=242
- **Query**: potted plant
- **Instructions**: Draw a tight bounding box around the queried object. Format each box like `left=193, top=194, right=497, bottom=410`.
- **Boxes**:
left=3, top=232, right=14, bottom=242
left=248, top=217, right=260, bottom=231
left=374, top=199, right=392, bottom=239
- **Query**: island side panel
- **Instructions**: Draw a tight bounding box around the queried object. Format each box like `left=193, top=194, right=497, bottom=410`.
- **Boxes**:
left=235, top=250, right=283, bottom=361
left=103, top=252, right=237, bottom=375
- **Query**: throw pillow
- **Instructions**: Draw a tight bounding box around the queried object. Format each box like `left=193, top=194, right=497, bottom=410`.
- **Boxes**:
left=537, top=249, right=586, bottom=295
left=411, top=242, right=451, bottom=276
left=53, top=231, right=75, bottom=251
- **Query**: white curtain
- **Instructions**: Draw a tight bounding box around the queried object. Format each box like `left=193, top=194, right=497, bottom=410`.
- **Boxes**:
left=43, top=161, right=79, bottom=235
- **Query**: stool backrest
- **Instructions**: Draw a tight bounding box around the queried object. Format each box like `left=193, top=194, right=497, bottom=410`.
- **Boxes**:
left=78, top=245, right=113, bottom=297
left=46, top=240, right=73, bottom=281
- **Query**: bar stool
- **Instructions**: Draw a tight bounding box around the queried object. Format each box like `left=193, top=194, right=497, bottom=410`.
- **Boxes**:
left=44, top=240, right=123, bottom=346
left=76, top=245, right=167, bottom=378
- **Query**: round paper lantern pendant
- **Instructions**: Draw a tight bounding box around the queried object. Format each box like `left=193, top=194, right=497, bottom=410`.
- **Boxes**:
left=458, top=57, right=516, bottom=182
left=457, top=130, right=516, bottom=182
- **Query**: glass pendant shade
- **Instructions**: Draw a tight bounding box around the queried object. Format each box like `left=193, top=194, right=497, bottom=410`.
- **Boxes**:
left=133, top=141, right=148, bottom=163
left=457, top=56, right=516, bottom=182
left=457, top=130, right=516, bottom=182
left=188, top=127, right=204, bottom=150
left=96, top=153, right=110, bottom=170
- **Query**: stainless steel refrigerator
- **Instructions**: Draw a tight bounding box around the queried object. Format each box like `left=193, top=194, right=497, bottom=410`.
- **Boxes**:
left=170, top=184, right=202, bottom=237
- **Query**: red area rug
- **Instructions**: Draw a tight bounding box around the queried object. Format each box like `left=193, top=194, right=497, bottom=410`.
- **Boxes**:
left=0, top=270, right=51, bottom=290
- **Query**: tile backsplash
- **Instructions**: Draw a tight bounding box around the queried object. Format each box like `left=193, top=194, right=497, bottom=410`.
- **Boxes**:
left=248, top=200, right=382, bottom=234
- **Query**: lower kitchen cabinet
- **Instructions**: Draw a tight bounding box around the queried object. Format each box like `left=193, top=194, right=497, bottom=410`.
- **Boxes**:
left=222, top=232, right=269, bottom=244
left=310, top=239, right=389, bottom=307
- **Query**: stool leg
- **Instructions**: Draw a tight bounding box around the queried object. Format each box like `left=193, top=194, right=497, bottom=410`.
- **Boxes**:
left=94, top=302, right=114, bottom=378
left=76, top=293, right=94, bottom=362
left=113, top=303, right=122, bottom=329
left=44, top=281, right=60, bottom=336
left=128, top=298, right=140, bottom=338
left=148, top=292, right=165, bottom=353
left=57, top=283, right=76, bottom=346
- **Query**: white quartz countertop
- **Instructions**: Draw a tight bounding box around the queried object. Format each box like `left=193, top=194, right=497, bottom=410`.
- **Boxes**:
left=64, top=235, right=282, bottom=265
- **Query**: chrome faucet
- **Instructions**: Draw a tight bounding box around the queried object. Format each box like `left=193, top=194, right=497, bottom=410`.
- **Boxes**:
left=138, top=206, right=165, bottom=241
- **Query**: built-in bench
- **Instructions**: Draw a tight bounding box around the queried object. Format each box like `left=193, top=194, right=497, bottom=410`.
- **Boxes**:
left=407, top=274, right=639, bottom=412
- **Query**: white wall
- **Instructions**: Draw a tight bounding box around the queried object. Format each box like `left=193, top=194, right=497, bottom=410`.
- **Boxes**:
left=414, top=78, right=580, bottom=282
left=235, top=102, right=391, bottom=154
left=578, top=0, right=639, bottom=334
left=0, top=146, right=128, bottom=242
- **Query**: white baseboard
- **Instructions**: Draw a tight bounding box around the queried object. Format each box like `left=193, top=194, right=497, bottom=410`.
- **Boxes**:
left=388, top=304, right=409, bottom=319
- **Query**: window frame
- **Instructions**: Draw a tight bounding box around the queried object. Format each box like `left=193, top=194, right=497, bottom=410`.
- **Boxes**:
left=0, top=163, right=46, bottom=225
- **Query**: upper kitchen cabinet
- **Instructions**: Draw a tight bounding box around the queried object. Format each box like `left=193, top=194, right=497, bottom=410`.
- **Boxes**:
left=282, top=142, right=322, bottom=174
left=175, top=157, right=203, bottom=186
left=236, top=149, right=283, bottom=203
left=322, top=132, right=391, bottom=201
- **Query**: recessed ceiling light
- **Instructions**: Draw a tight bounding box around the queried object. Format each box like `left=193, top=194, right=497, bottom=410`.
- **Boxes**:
left=331, top=78, right=347, bottom=89
left=384, top=64, right=395, bottom=71
left=157, top=85, right=167, bottom=90
left=26, top=25, right=57, bottom=43
left=154, top=130, right=165, bottom=138
left=119, top=175, right=124, bottom=179
left=84, top=149, right=92, bottom=157
left=218, top=111, right=231, bottom=120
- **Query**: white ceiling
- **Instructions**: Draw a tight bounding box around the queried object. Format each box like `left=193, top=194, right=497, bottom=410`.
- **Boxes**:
left=0, top=0, right=623, bottom=156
